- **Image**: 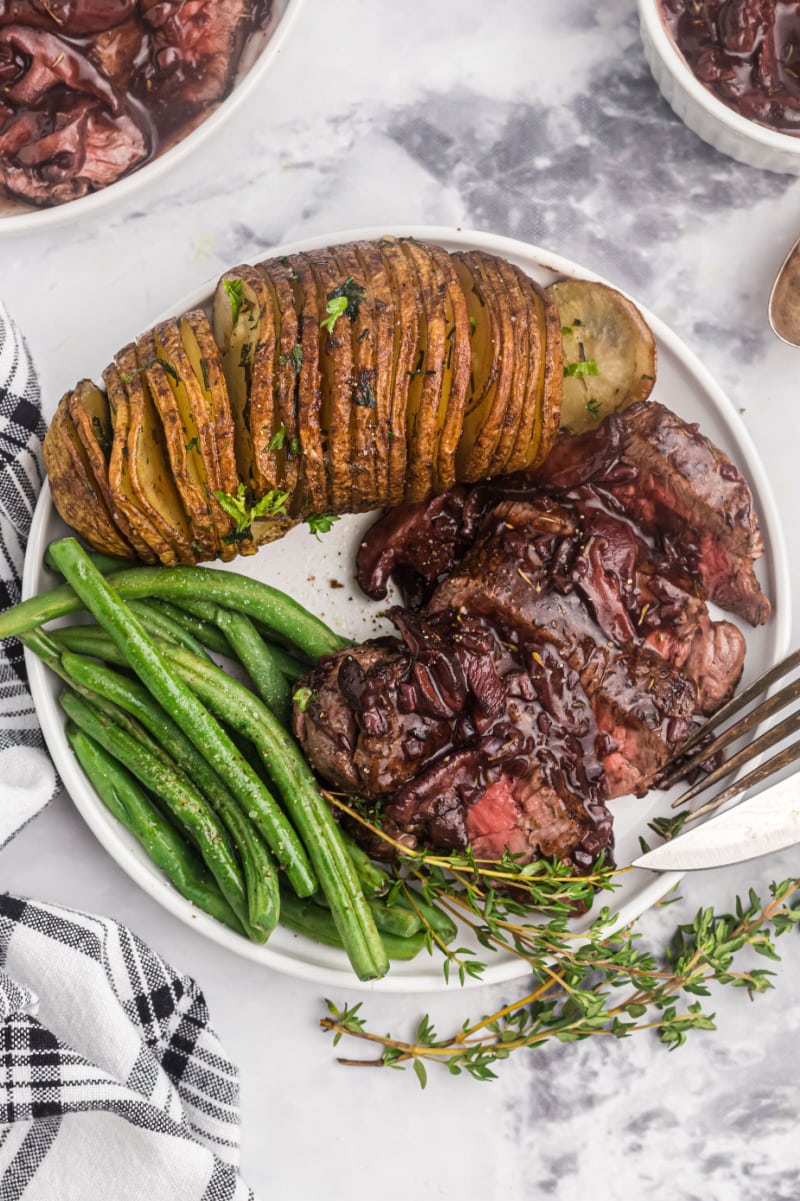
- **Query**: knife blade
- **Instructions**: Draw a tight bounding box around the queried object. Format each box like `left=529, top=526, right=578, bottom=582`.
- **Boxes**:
left=632, top=772, right=800, bottom=872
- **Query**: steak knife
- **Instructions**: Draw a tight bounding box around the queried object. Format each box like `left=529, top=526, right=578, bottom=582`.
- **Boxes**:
left=632, top=773, right=800, bottom=872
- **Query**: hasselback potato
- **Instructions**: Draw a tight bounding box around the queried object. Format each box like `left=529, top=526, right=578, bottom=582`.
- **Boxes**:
left=43, top=238, right=654, bottom=565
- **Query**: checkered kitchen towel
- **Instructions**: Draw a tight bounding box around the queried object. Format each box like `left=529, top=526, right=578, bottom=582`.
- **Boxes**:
left=0, top=305, right=254, bottom=1200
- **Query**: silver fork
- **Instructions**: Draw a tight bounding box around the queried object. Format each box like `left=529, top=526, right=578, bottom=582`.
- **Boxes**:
left=657, top=647, right=800, bottom=825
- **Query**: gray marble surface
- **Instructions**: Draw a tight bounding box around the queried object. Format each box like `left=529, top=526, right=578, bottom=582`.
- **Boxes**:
left=2, top=1, right=800, bottom=1197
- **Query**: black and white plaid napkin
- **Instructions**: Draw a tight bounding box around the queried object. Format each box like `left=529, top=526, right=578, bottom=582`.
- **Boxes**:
left=0, top=305, right=255, bottom=1200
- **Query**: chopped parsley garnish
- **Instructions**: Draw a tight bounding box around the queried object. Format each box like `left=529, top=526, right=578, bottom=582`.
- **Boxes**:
left=564, top=359, right=600, bottom=378
left=279, top=344, right=303, bottom=375
left=469, top=316, right=477, bottom=335
left=185, top=436, right=200, bottom=452
left=561, top=325, right=573, bottom=336
left=353, top=373, right=377, bottom=409
left=321, top=277, right=366, bottom=332
left=215, top=483, right=290, bottom=535
left=289, top=435, right=302, bottom=456
left=585, top=397, right=602, bottom=420
left=224, top=278, right=244, bottom=326
left=305, top=512, right=341, bottom=540
left=293, top=686, right=314, bottom=712
left=268, top=425, right=287, bottom=451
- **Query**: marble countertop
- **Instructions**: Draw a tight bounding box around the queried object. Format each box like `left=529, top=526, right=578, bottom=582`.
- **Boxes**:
left=3, top=1, right=800, bottom=1197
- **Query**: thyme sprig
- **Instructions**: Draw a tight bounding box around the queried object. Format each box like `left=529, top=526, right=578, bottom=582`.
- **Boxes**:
left=322, top=878, right=800, bottom=1085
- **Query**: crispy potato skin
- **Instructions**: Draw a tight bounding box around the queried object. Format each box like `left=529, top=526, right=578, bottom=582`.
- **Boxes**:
left=45, top=243, right=657, bottom=565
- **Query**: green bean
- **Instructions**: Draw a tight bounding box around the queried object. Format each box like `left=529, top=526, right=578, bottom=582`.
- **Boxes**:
left=175, top=597, right=308, bottom=679
left=45, top=544, right=129, bottom=576
left=67, top=723, right=244, bottom=934
left=208, top=606, right=291, bottom=722
left=60, top=688, right=266, bottom=939
left=0, top=561, right=348, bottom=660
left=47, top=540, right=317, bottom=899
left=127, top=600, right=213, bottom=661
left=23, top=629, right=180, bottom=768
left=338, top=829, right=391, bottom=897
left=51, top=622, right=389, bottom=981
left=59, top=649, right=278, bottom=935
left=313, top=892, right=422, bottom=939
left=395, top=887, right=459, bottom=944
left=147, top=600, right=232, bottom=656
left=279, top=888, right=425, bottom=961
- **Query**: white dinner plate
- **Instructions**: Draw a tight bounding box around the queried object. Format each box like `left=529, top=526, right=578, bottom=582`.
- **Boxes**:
left=22, top=226, right=792, bottom=993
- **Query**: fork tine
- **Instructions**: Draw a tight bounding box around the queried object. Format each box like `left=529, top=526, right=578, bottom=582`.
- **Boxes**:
left=683, top=737, right=800, bottom=826
left=671, top=707, right=800, bottom=808
left=658, top=672, right=800, bottom=791
left=660, top=646, right=800, bottom=770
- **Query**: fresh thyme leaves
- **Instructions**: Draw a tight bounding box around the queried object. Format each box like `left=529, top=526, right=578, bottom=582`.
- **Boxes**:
left=214, top=483, right=289, bottom=534
left=585, top=397, right=602, bottom=420
left=224, top=278, right=244, bottom=325
left=305, top=513, right=341, bottom=539
left=268, top=425, right=287, bottom=451
left=321, top=277, right=366, bottom=332
left=322, top=877, right=800, bottom=1085
left=564, top=360, right=600, bottom=378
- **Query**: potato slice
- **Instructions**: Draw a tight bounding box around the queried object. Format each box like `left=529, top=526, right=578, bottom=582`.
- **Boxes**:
left=473, top=252, right=516, bottom=477
left=68, top=379, right=156, bottom=561
left=137, top=328, right=216, bottom=559
left=212, top=266, right=273, bottom=500
left=352, top=239, right=395, bottom=507
left=398, top=239, right=446, bottom=503
left=44, top=396, right=134, bottom=559
left=425, top=242, right=471, bottom=493
left=547, top=278, right=656, bottom=435
left=255, top=265, right=301, bottom=511
left=452, top=251, right=512, bottom=482
left=490, top=258, right=533, bottom=477
left=156, top=317, right=241, bottom=561
left=115, top=342, right=198, bottom=566
left=533, top=284, right=564, bottom=468
left=305, top=247, right=356, bottom=513
left=104, top=362, right=178, bottom=565
left=179, top=311, right=253, bottom=560
left=331, top=241, right=379, bottom=512
left=375, top=237, right=419, bottom=506
left=279, top=254, right=327, bottom=515
left=502, top=264, right=540, bottom=475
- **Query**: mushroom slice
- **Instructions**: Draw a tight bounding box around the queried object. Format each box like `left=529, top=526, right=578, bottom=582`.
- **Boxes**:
left=547, top=278, right=656, bottom=435
left=43, top=395, right=134, bottom=560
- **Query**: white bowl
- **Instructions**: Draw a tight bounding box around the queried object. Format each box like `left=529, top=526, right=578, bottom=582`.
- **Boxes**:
left=0, top=0, right=304, bottom=235
left=638, top=0, right=800, bottom=175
